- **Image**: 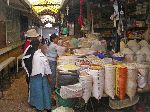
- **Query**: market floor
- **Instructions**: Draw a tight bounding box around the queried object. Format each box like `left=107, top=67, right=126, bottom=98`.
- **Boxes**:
left=0, top=70, right=38, bottom=112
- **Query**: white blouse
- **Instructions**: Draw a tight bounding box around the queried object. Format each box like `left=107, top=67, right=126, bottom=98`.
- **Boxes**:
left=31, top=49, right=52, bottom=77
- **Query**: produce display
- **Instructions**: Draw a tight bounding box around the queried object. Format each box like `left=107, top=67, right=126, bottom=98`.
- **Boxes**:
left=57, top=36, right=150, bottom=107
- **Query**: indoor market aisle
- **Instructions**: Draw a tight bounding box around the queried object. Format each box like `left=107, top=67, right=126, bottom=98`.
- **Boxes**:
left=0, top=70, right=37, bottom=112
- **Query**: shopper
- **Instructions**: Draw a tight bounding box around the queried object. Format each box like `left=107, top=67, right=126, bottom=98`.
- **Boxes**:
left=29, top=39, right=52, bottom=112
left=22, top=29, right=40, bottom=84
left=47, top=33, right=66, bottom=102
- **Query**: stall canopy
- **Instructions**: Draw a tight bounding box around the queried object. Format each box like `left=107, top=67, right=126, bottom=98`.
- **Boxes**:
left=28, top=0, right=65, bottom=14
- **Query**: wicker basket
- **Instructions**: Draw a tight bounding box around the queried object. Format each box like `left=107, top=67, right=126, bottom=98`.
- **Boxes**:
left=109, top=95, right=139, bottom=109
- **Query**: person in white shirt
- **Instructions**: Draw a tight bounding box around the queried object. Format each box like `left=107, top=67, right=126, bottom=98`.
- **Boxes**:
left=29, top=39, right=52, bottom=112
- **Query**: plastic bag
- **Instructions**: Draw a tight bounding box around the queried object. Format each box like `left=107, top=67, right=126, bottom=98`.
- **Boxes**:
left=60, top=83, right=83, bottom=99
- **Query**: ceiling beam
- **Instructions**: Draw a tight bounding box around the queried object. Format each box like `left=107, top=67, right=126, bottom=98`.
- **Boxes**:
left=33, top=4, right=60, bottom=6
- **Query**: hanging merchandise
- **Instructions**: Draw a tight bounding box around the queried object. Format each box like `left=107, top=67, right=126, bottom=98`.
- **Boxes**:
left=137, top=64, right=149, bottom=89
left=126, top=64, right=138, bottom=100
left=115, top=65, right=127, bottom=100
left=78, top=0, right=84, bottom=27
left=104, top=64, right=115, bottom=99
left=79, top=75, right=93, bottom=103
left=110, top=0, right=119, bottom=27
left=87, top=69, right=104, bottom=100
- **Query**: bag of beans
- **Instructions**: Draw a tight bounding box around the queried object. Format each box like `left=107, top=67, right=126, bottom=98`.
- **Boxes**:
left=115, top=65, right=127, bottom=100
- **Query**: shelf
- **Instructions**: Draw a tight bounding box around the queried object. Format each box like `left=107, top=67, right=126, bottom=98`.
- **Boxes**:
left=127, top=27, right=147, bottom=31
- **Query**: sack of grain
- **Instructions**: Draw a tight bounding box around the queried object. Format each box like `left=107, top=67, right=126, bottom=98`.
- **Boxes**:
left=104, top=64, right=115, bottom=99
left=88, top=69, right=104, bottom=100
left=122, top=48, right=135, bottom=62
left=60, top=83, right=83, bottom=99
left=115, top=65, right=127, bottom=100
left=139, top=40, right=149, bottom=47
left=79, top=75, right=93, bottom=103
left=126, top=64, right=138, bottom=100
left=53, top=106, right=74, bottom=112
left=137, top=64, right=149, bottom=88
left=136, top=50, right=146, bottom=63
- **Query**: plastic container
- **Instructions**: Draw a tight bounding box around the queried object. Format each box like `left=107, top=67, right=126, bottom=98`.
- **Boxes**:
left=95, top=53, right=105, bottom=59
left=113, top=56, right=125, bottom=61
left=55, top=88, right=78, bottom=107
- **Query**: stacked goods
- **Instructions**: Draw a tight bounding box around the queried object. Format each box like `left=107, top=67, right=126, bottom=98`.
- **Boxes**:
left=137, top=64, right=149, bottom=89
left=79, top=74, right=93, bottom=103
left=136, top=50, right=146, bottom=63
left=122, top=48, right=135, bottom=62
left=138, top=40, right=149, bottom=47
left=88, top=68, right=105, bottom=100
left=57, top=64, right=79, bottom=71
left=104, top=64, right=115, bottom=99
left=127, top=40, right=140, bottom=53
left=140, top=47, right=150, bottom=62
left=126, top=64, right=138, bottom=100
left=60, top=83, right=83, bottom=99
left=143, top=28, right=150, bottom=42
left=115, top=65, right=127, bottom=100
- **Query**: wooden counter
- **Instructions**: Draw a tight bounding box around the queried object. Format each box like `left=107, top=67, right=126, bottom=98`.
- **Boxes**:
left=0, top=41, right=24, bottom=62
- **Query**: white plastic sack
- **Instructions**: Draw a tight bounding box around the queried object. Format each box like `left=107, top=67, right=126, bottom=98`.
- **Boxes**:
left=53, top=106, right=74, bottom=112
left=88, top=69, right=104, bottom=100
left=104, top=65, right=115, bottom=99
left=79, top=75, right=93, bottom=103
left=137, top=64, right=149, bottom=88
left=126, top=64, right=138, bottom=100
left=60, top=83, right=83, bottom=99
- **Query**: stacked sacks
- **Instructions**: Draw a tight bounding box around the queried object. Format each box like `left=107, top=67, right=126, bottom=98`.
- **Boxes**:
left=140, top=47, right=150, bottom=62
left=126, top=63, right=138, bottom=100
left=122, top=48, right=135, bottom=62
left=138, top=40, right=149, bottom=47
left=104, top=64, right=115, bottom=99
left=135, top=50, right=146, bottom=63
left=127, top=40, right=140, bottom=53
